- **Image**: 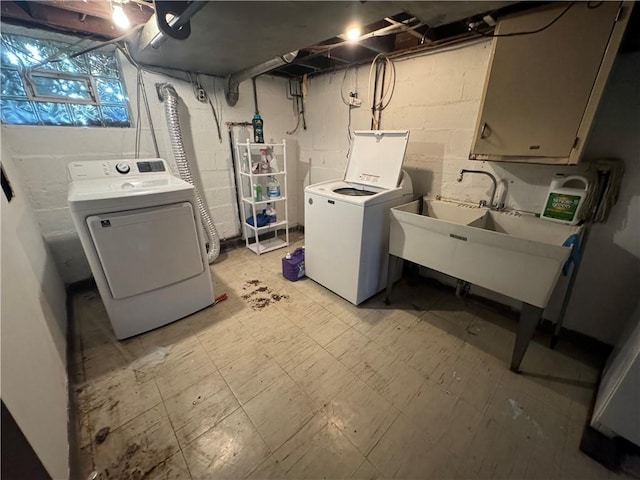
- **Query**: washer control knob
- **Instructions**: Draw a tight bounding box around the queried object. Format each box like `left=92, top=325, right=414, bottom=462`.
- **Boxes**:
left=115, top=162, right=130, bottom=174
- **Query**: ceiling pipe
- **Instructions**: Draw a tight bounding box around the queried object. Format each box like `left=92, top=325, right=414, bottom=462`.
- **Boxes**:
left=225, top=50, right=298, bottom=106
left=149, top=1, right=206, bottom=49
left=333, top=17, right=422, bottom=43
left=383, top=17, right=426, bottom=41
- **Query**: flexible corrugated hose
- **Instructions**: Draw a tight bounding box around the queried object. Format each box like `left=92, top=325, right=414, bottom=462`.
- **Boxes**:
left=159, top=83, right=220, bottom=263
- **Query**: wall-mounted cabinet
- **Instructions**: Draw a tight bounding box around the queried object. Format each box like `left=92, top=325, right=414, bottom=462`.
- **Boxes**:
left=469, top=1, right=631, bottom=165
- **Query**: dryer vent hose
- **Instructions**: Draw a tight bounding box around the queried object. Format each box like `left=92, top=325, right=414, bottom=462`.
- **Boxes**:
left=159, top=83, right=219, bottom=263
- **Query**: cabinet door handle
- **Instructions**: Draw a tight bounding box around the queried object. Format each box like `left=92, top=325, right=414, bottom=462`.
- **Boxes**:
left=480, top=122, right=490, bottom=139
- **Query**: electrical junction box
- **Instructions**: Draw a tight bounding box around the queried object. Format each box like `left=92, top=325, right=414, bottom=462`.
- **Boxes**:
left=348, top=92, right=361, bottom=107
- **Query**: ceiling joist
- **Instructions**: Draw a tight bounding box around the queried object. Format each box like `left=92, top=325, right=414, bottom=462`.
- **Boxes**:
left=3, top=0, right=590, bottom=82
left=30, top=0, right=152, bottom=24
left=1, top=0, right=153, bottom=39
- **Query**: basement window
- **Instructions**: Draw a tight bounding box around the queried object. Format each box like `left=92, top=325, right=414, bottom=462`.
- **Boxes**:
left=0, top=33, right=130, bottom=127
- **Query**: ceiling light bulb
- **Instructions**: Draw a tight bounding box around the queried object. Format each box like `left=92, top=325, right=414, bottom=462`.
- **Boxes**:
left=346, top=27, right=361, bottom=42
left=112, top=5, right=130, bottom=29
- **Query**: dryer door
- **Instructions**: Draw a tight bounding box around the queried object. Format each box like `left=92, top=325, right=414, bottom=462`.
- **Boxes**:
left=87, top=202, right=204, bottom=299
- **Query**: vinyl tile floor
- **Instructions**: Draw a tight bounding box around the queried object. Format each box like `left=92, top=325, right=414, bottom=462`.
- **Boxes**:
left=71, top=232, right=622, bottom=480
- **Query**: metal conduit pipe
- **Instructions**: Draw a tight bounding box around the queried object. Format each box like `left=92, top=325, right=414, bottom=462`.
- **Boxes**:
left=225, top=50, right=298, bottom=106
left=150, top=1, right=207, bottom=49
left=158, top=83, right=220, bottom=263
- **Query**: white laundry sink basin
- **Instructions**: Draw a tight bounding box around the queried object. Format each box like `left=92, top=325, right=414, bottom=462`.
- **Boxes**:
left=389, top=198, right=581, bottom=309
left=422, top=198, right=488, bottom=225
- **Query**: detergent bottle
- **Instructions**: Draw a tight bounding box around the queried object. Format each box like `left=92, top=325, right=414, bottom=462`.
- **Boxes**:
left=540, top=174, right=588, bottom=225
left=282, top=247, right=305, bottom=282
left=266, top=176, right=281, bottom=198
left=252, top=113, right=264, bottom=143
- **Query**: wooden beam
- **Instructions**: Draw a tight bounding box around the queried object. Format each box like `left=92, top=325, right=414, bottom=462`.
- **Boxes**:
left=394, top=31, right=422, bottom=51
left=1, top=1, right=119, bottom=38
left=36, top=0, right=111, bottom=20
left=13, top=1, right=33, bottom=17
left=30, top=0, right=152, bottom=25
left=2, top=1, right=40, bottom=22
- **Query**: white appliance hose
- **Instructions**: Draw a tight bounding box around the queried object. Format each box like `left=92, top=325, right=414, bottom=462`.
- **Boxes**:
left=159, top=83, right=219, bottom=263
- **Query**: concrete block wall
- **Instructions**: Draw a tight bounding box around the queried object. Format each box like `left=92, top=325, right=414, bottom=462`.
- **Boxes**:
left=297, top=40, right=640, bottom=344
left=1, top=25, right=300, bottom=283
left=297, top=40, right=589, bottom=219
left=3, top=25, right=637, bottom=344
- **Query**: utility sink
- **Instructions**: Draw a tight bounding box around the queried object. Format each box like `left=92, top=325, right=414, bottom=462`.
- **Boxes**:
left=387, top=197, right=582, bottom=371
left=467, top=212, right=578, bottom=246
left=389, top=198, right=580, bottom=308
left=422, top=199, right=490, bottom=224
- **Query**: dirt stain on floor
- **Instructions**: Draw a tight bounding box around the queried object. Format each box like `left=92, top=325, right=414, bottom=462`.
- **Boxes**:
left=94, top=427, right=110, bottom=444
left=240, top=279, right=289, bottom=310
left=98, top=442, right=176, bottom=479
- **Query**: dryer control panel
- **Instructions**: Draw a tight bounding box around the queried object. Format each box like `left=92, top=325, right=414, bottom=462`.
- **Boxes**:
left=136, top=160, right=166, bottom=173
left=68, top=158, right=168, bottom=180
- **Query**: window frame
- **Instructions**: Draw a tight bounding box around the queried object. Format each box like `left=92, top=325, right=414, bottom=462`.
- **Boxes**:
left=25, top=70, right=98, bottom=105
left=0, top=27, right=132, bottom=128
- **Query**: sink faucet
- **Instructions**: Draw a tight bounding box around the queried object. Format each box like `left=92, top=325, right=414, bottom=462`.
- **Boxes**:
left=457, top=169, right=501, bottom=210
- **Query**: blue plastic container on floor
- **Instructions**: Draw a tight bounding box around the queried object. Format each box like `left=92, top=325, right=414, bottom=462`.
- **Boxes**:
left=282, top=247, right=305, bottom=281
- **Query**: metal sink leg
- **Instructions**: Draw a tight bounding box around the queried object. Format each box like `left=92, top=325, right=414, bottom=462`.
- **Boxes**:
left=511, top=302, right=544, bottom=372
left=384, top=255, right=401, bottom=305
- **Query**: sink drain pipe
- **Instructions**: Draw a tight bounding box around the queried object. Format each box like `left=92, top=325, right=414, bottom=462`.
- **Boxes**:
left=158, top=83, right=220, bottom=263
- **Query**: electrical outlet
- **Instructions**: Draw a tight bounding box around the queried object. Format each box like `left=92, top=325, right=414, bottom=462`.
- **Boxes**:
left=196, top=88, right=207, bottom=102
left=349, top=97, right=362, bottom=107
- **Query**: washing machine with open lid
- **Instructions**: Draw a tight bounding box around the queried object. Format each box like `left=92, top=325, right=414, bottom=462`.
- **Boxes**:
left=304, top=130, right=413, bottom=304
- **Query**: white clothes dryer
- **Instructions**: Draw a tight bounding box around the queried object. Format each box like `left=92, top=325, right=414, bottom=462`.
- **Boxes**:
left=68, top=159, right=214, bottom=339
left=304, top=130, right=413, bottom=305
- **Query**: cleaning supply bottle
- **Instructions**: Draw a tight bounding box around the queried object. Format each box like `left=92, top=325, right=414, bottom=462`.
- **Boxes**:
left=269, top=151, right=279, bottom=173
left=282, top=247, right=305, bottom=281
left=266, top=176, right=281, bottom=198
left=252, top=113, right=264, bottom=143
left=540, top=174, right=588, bottom=225
left=259, top=148, right=271, bottom=174
left=241, top=150, right=250, bottom=173
left=265, top=203, right=277, bottom=223
left=253, top=183, right=263, bottom=202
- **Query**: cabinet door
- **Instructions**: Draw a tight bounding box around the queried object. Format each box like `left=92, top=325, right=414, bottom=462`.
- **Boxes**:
left=471, top=2, right=621, bottom=160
